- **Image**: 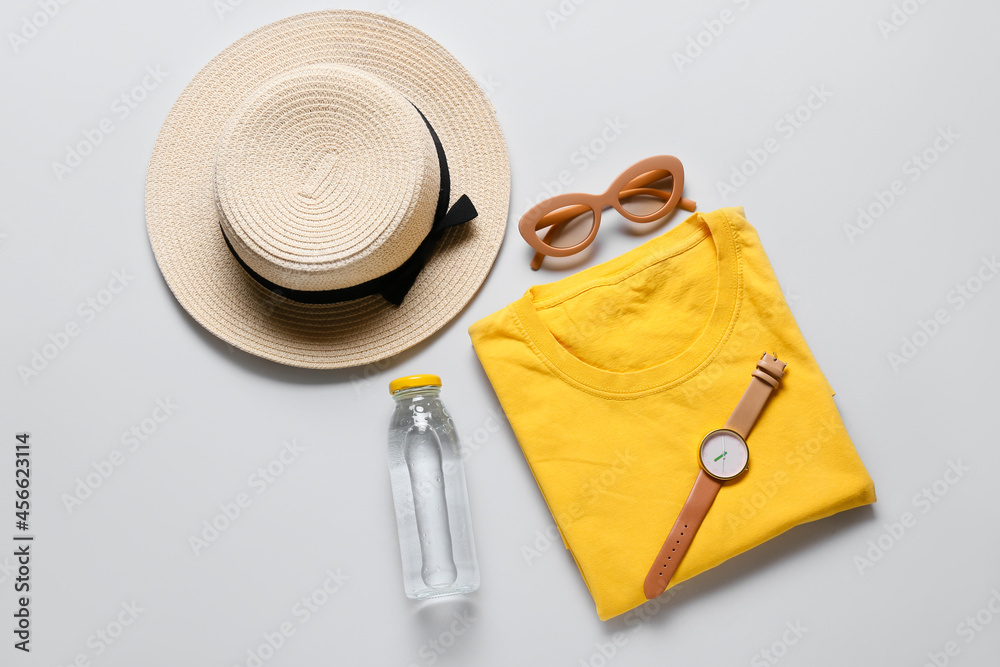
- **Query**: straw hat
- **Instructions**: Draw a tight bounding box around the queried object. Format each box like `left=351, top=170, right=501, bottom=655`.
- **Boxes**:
left=145, top=10, right=510, bottom=369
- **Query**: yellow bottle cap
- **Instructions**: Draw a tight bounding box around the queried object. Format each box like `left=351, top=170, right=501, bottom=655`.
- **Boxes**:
left=388, top=374, right=442, bottom=394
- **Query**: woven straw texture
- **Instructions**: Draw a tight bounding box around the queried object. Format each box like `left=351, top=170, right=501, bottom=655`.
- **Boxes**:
left=145, top=10, right=510, bottom=369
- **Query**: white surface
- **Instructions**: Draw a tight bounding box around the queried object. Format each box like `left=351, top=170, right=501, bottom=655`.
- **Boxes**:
left=2, top=1, right=999, bottom=665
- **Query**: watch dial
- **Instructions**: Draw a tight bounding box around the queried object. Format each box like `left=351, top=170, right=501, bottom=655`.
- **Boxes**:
left=699, top=430, right=749, bottom=480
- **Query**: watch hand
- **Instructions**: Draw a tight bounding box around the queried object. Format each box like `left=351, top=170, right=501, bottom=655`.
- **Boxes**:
left=714, top=451, right=727, bottom=462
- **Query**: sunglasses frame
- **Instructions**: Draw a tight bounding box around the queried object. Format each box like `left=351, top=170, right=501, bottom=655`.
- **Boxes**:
left=518, top=155, right=696, bottom=269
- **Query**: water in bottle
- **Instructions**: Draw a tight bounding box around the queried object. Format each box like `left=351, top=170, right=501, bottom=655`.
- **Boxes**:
left=387, top=375, right=479, bottom=599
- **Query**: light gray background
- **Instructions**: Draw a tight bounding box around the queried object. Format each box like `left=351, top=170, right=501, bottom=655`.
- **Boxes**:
left=2, top=0, right=998, bottom=665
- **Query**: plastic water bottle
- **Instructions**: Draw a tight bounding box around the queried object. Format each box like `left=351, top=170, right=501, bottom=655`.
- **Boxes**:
left=387, top=375, right=479, bottom=599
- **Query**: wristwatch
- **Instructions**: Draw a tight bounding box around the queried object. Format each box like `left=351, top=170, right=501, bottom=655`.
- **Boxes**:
left=643, top=352, right=787, bottom=600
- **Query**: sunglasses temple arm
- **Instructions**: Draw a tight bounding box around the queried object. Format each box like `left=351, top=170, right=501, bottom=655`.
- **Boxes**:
left=624, top=170, right=666, bottom=190
left=529, top=203, right=593, bottom=270
left=530, top=221, right=566, bottom=270
left=530, top=251, right=545, bottom=271
left=618, top=186, right=698, bottom=214
left=534, top=203, right=593, bottom=231
left=622, top=170, right=697, bottom=212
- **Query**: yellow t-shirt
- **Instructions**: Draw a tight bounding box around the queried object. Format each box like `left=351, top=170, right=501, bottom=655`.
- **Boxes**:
left=469, top=207, right=875, bottom=620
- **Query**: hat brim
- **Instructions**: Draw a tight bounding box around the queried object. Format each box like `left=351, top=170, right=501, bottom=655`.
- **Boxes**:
left=145, top=10, right=510, bottom=368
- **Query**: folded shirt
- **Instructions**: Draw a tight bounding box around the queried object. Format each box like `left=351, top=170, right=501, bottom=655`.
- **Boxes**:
left=469, top=207, right=876, bottom=620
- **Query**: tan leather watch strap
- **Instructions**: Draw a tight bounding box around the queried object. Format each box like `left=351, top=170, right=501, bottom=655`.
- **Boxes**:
left=643, top=352, right=786, bottom=600
left=723, top=353, right=786, bottom=439
left=643, top=470, right=720, bottom=599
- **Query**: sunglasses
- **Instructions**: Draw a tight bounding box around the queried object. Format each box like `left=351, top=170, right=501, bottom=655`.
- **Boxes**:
left=518, top=156, right=696, bottom=270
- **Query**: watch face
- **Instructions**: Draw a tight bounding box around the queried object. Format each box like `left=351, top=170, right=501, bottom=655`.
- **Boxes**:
left=699, top=429, right=749, bottom=481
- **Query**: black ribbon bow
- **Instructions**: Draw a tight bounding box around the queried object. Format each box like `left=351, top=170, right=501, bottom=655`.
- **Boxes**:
left=220, top=107, right=478, bottom=307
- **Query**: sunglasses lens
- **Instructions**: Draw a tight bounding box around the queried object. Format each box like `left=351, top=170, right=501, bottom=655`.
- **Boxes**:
left=534, top=205, right=596, bottom=250
left=618, top=169, right=674, bottom=217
